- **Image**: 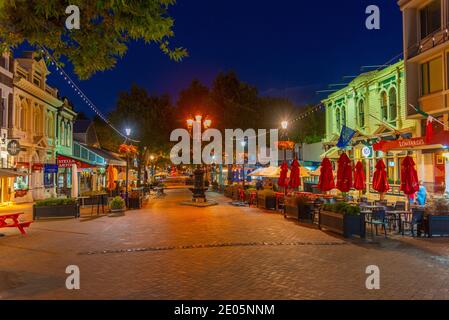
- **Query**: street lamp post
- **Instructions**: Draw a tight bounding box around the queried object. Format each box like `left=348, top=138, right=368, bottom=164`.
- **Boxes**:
left=241, top=140, right=247, bottom=189
left=125, top=128, right=131, bottom=205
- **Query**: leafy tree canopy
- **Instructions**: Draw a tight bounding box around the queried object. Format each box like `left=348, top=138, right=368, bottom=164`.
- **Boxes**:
left=0, top=0, right=187, bottom=79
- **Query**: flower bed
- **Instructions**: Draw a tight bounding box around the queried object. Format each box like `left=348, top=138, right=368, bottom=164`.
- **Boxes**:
left=319, top=202, right=365, bottom=238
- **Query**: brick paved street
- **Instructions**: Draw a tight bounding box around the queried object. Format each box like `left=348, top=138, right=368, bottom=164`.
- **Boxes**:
left=1, top=189, right=449, bottom=300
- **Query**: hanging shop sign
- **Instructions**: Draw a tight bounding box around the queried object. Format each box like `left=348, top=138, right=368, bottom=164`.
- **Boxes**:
left=44, top=164, right=59, bottom=174
left=7, top=140, right=21, bottom=156
left=57, top=154, right=94, bottom=169
left=373, top=131, right=449, bottom=152
left=362, top=146, right=372, bottom=158
left=32, top=163, right=44, bottom=171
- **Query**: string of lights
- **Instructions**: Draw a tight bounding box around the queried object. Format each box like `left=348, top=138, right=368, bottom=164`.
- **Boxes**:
left=37, top=45, right=139, bottom=143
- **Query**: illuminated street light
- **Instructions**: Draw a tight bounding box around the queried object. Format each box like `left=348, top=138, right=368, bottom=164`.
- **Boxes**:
left=125, top=128, right=131, bottom=136
left=204, top=118, right=212, bottom=129
left=281, top=121, right=288, bottom=130
left=186, top=118, right=194, bottom=128
left=195, top=115, right=203, bottom=122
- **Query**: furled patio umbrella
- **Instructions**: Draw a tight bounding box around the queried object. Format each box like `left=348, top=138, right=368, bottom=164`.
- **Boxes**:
left=107, top=165, right=117, bottom=192
left=373, top=159, right=390, bottom=199
left=289, top=159, right=301, bottom=189
left=318, top=157, right=335, bottom=192
left=400, top=156, right=419, bottom=196
left=278, top=161, right=289, bottom=188
left=336, top=152, right=352, bottom=193
left=353, top=161, right=366, bottom=192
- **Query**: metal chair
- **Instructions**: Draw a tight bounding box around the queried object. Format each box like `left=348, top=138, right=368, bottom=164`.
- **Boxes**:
left=394, top=201, right=406, bottom=211
left=366, top=209, right=388, bottom=238
left=402, top=208, right=424, bottom=237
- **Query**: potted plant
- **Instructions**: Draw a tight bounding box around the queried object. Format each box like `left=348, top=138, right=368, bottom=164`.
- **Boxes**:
left=109, top=196, right=126, bottom=217
left=257, top=189, right=276, bottom=210
left=319, top=202, right=365, bottom=238
left=424, top=196, right=449, bottom=237
left=127, top=190, right=143, bottom=209
left=33, top=198, right=79, bottom=220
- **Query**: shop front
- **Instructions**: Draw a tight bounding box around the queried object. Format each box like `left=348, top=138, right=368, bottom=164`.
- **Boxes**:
left=373, top=131, right=449, bottom=197
left=57, top=154, right=97, bottom=196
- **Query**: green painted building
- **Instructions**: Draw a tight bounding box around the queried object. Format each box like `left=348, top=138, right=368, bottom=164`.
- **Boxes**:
left=321, top=61, right=420, bottom=197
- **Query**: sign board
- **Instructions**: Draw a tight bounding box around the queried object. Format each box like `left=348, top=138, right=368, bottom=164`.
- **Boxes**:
left=57, top=154, right=93, bottom=169
left=7, top=140, right=21, bottom=156
left=44, top=164, right=58, bottom=174
left=362, top=146, right=372, bottom=158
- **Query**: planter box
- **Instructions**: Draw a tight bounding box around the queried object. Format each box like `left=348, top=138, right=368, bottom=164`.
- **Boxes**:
left=257, top=194, right=276, bottom=210
left=319, top=210, right=366, bottom=238
left=427, top=215, right=449, bottom=237
left=284, top=198, right=314, bottom=221
left=127, top=197, right=143, bottom=210
left=33, top=204, right=80, bottom=220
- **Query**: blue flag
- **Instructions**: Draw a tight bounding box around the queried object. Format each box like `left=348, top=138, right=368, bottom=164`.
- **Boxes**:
left=337, top=125, right=356, bottom=149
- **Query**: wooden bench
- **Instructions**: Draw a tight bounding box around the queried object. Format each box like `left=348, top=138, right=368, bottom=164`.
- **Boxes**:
left=0, top=212, right=33, bottom=235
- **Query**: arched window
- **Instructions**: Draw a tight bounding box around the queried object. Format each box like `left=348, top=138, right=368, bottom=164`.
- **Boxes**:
left=380, top=91, right=388, bottom=121
left=34, top=107, right=41, bottom=134
left=389, top=87, right=397, bottom=122
left=65, top=123, right=71, bottom=147
left=47, top=112, right=54, bottom=138
left=20, top=102, right=27, bottom=131
left=335, top=108, right=341, bottom=131
left=357, top=100, right=365, bottom=128
left=341, top=106, right=346, bottom=127
left=60, top=121, right=65, bottom=146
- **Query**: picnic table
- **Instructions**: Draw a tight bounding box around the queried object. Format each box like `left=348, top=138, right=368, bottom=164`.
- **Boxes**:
left=0, top=212, right=32, bottom=235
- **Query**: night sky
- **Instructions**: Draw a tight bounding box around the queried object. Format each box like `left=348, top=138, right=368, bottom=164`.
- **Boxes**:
left=23, top=0, right=403, bottom=117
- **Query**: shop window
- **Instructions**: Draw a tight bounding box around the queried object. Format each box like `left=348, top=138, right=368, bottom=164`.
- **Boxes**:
left=421, top=57, right=443, bottom=95
left=388, top=87, right=398, bottom=124
left=420, top=0, right=441, bottom=40
left=74, top=143, right=81, bottom=157
left=358, top=100, right=365, bottom=128
left=44, top=173, right=54, bottom=188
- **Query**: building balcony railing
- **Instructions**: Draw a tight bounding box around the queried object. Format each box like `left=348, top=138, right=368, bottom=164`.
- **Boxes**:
left=408, top=27, right=449, bottom=60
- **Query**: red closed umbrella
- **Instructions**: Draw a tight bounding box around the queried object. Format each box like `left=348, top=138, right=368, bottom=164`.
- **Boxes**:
left=318, top=157, right=335, bottom=192
left=373, top=159, right=390, bottom=195
left=289, top=159, right=301, bottom=189
left=400, top=156, right=419, bottom=196
left=353, top=161, right=366, bottom=191
left=278, top=161, right=289, bottom=188
left=336, top=153, right=352, bottom=192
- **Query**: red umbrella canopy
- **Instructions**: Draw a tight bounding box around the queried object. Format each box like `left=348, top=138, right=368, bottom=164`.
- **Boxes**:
left=353, top=161, right=366, bottom=191
left=289, top=159, right=301, bottom=188
left=372, top=159, right=390, bottom=193
left=318, top=157, right=335, bottom=192
left=336, top=153, right=353, bottom=192
left=400, top=156, right=419, bottom=195
left=278, top=161, right=289, bottom=187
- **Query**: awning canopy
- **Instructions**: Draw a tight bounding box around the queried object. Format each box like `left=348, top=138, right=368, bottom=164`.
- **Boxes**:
left=373, top=131, right=449, bottom=152
left=0, top=168, right=29, bottom=177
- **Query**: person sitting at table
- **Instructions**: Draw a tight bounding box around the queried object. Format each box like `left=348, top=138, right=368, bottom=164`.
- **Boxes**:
left=416, top=181, right=427, bottom=206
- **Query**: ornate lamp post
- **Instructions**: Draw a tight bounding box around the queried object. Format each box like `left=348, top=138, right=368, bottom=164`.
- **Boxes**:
left=241, top=140, right=247, bottom=189
left=186, top=115, right=212, bottom=202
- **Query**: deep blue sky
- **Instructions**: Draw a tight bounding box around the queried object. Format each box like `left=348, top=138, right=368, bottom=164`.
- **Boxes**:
left=23, top=0, right=404, bottom=117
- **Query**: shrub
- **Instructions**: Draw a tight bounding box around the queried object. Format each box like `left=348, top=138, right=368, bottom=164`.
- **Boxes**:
left=110, top=196, right=126, bottom=210
left=35, top=198, right=77, bottom=207
left=322, top=202, right=360, bottom=216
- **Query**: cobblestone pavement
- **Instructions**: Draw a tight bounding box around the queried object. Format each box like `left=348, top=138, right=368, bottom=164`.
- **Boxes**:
left=1, top=189, right=449, bottom=300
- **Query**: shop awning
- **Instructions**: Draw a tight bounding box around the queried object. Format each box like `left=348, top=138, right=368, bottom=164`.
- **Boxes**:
left=57, top=154, right=95, bottom=169
left=0, top=168, right=29, bottom=177
left=82, top=146, right=126, bottom=167
left=373, top=131, right=449, bottom=152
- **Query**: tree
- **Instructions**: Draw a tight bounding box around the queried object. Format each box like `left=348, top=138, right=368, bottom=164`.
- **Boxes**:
left=98, top=84, right=175, bottom=185
left=0, top=0, right=187, bottom=79
left=177, top=79, right=211, bottom=119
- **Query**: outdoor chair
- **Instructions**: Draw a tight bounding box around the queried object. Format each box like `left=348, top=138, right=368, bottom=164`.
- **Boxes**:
left=374, top=200, right=388, bottom=207
left=395, top=201, right=406, bottom=211
left=366, top=209, right=388, bottom=238
left=402, top=208, right=424, bottom=237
